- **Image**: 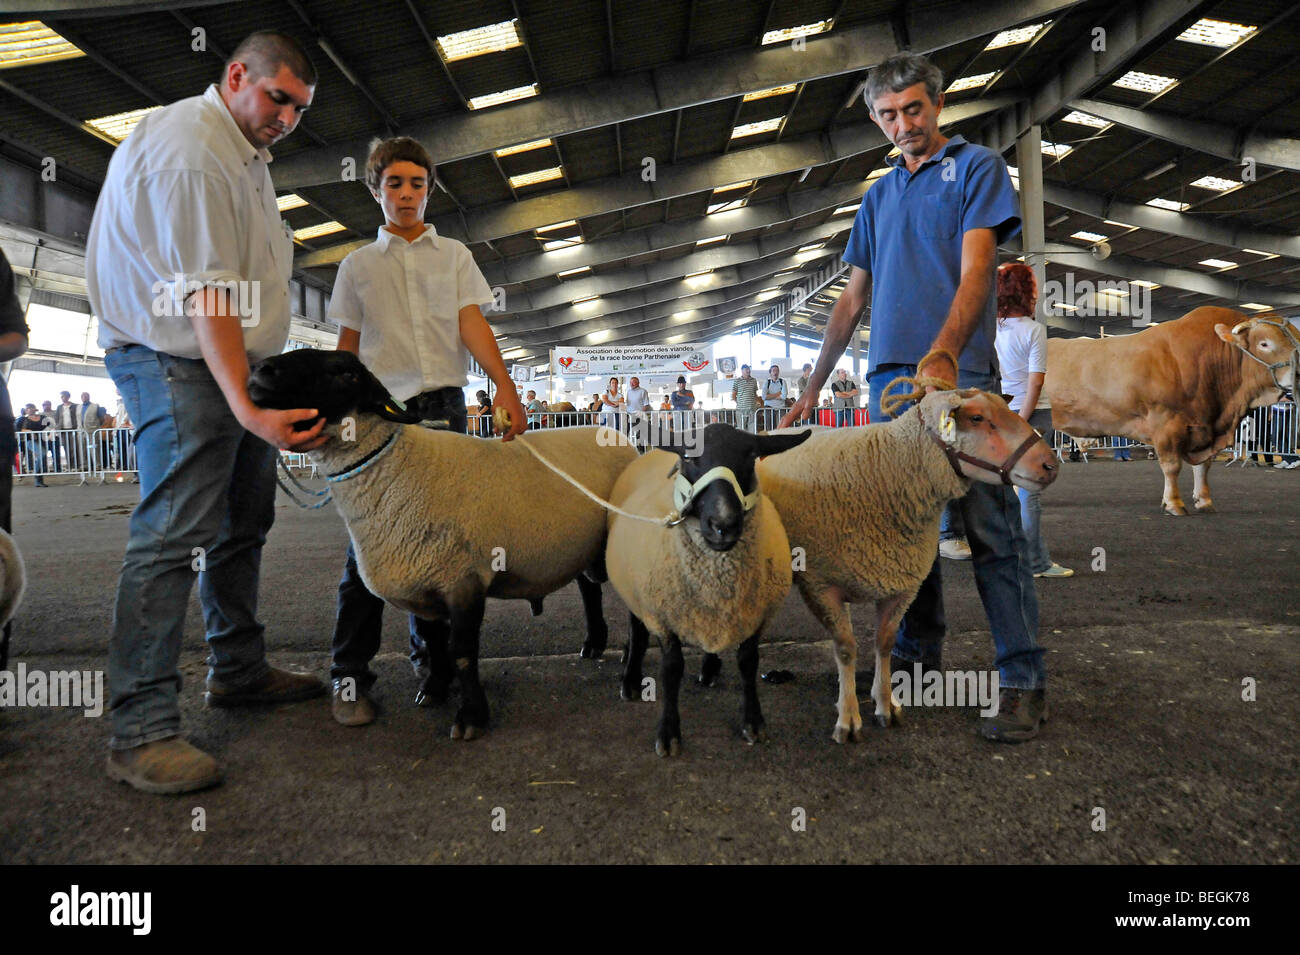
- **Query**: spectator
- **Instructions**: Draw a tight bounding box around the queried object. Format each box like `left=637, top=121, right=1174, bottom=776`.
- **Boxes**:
left=601, top=377, right=624, bottom=431
left=730, top=363, right=758, bottom=431
left=995, top=261, right=1071, bottom=579
left=830, top=368, right=858, bottom=427
left=52, top=390, right=81, bottom=472
left=474, top=390, right=492, bottom=436
left=796, top=362, right=815, bottom=424
left=625, top=376, right=649, bottom=432
left=17, top=404, right=49, bottom=487
left=525, top=389, right=543, bottom=428
left=762, top=364, right=788, bottom=431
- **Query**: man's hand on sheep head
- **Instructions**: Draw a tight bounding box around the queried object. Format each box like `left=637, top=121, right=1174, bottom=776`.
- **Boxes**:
left=919, top=352, right=958, bottom=394
left=239, top=404, right=328, bottom=452
left=493, top=391, right=528, bottom=442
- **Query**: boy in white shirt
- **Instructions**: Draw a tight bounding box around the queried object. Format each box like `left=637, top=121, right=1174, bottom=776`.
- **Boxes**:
left=327, top=136, right=526, bottom=725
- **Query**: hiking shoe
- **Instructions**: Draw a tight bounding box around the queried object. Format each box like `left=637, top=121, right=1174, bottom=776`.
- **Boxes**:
left=331, top=678, right=377, bottom=727
left=205, top=666, right=325, bottom=708
left=939, top=539, right=972, bottom=560
left=1034, top=563, right=1075, bottom=579
left=107, top=737, right=223, bottom=794
left=978, top=688, right=1048, bottom=743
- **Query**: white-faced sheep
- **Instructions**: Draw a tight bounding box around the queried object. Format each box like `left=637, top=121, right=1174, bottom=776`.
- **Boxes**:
left=247, top=349, right=638, bottom=739
left=740, top=388, right=1057, bottom=742
left=0, top=527, right=25, bottom=670
left=606, top=423, right=810, bottom=756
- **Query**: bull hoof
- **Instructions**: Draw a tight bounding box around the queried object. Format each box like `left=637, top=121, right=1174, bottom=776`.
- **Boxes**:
left=832, top=721, right=862, bottom=744
left=1194, top=501, right=1216, bottom=513
left=873, top=713, right=892, bottom=729
left=1162, top=504, right=1187, bottom=516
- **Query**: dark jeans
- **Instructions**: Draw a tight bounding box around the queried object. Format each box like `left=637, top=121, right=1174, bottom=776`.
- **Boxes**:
left=0, top=455, right=10, bottom=670
left=330, top=386, right=467, bottom=687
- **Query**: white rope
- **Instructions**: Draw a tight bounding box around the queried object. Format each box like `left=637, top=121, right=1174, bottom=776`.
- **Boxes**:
left=514, top=437, right=681, bottom=526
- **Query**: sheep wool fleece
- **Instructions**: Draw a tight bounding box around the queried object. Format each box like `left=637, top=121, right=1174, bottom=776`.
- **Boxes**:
left=312, top=418, right=637, bottom=617
left=605, top=449, right=792, bottom=654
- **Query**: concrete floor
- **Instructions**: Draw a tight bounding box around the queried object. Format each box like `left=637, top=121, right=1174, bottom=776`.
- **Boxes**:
left=1, top=456, right=1296, bottom=864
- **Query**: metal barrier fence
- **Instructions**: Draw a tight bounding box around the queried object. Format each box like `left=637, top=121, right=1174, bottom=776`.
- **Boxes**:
left=1050, top=431, right=1153, bottom=463
left=471, top=406, right=867, bottom=436
left=1226, top=403, right=1300, bottom=468
left=13, top=428, right=136, bottom=484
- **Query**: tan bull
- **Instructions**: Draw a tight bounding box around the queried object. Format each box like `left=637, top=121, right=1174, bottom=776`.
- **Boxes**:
left=1046, top=307, right=1298, bottom=515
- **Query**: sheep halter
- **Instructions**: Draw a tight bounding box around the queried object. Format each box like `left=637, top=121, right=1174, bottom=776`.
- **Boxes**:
left=671, top=464, right=760, bottom=521
left=917, top=404, right=1040, bottom=486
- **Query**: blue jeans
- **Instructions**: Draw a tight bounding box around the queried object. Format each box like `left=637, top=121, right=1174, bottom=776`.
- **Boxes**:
left=939, top=502, right=964, bottom=542
left=867, top=364, right=1046, bottom=690
left=105, top=346, right=277, bottom=749
left=1114, top=436, right=1131, bottom=460
left=1018, top=408, right=1055, bottom=575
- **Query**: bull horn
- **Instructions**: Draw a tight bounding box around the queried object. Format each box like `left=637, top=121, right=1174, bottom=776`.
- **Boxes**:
left=1231, top=320, right=1252, bottom=335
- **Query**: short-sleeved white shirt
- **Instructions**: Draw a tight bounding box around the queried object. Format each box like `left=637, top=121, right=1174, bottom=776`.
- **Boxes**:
left=624, top=386, right=649, bottom=412
left=88, top=85, right=294, bottom=362
left=995, top=315, right=1051, bottom=412
left=328, top=225, right=494, bottom=400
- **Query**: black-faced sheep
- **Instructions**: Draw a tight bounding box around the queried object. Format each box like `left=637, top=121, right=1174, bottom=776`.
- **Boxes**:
left=247, top=349, right=638, bottom=739
left=606, top=423, right=810, bottom=756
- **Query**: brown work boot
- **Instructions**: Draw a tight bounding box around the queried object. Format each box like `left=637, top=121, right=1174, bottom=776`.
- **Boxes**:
left=331, top=678, right=377, bottom=727
left=978, top=688, right=1048, bottom=743
left=106, top=737, right=224, bottom=794
left=204, top=665, right=325, bottom=708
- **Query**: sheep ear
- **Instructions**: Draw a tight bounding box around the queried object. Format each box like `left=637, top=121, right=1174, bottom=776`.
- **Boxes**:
left=752, top=429, right=812, bottom=459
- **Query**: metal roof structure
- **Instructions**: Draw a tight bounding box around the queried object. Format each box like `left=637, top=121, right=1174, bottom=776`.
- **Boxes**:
left=1, top=0, right=1297, bottom=368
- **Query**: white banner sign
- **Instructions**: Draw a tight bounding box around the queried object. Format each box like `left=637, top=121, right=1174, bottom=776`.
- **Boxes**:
left=553, top=343, right=714, bottom=378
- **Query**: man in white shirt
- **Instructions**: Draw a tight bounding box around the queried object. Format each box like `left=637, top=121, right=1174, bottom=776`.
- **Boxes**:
left=87, top=31, right=328, bottom=795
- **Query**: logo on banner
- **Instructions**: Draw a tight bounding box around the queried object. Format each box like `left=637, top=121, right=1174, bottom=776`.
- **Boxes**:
left=681, top=351, right=711, bottom=373
left=557, top=356, right=588, bottom=375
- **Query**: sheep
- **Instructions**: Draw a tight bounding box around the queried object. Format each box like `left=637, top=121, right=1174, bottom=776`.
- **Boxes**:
left=606, top=423, right=810, bottom=756
left=247, top=349, right=638, bottom=739
left=734, top=388, right=1058, bottom=743
left=0, top=528, right=25, bottom=670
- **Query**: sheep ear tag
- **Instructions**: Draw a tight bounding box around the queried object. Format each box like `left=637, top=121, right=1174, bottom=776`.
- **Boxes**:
left=374, top=397, right=422, bottom=424
left=938, top=407, right=958, bottom=444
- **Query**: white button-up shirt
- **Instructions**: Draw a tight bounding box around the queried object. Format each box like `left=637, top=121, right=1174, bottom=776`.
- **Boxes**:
left=88, top=85, right=294, bottom=362
left=327, top=225, right=494, bottom=401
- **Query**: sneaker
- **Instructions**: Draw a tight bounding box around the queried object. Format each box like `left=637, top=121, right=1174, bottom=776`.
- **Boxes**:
left=1034, top=563, right=1074, bottom=579
left=939, top=539, right=972, bottom=560
left=1289, top=461, right=1300, bottom=469
left=978, top=688, right=1048, bottom=743
left=205, top=666, right=325, bottom=708
left=1274, top=462, right=1290, bottom=469
left=106, top=737, right=224, bottom=794
left=331, top=678, right=377, bottom=727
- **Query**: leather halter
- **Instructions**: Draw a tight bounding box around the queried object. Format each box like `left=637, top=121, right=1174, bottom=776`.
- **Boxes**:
left=1230, top=317, right=1298, bottom=399
left=918, top=404, right=1041, bottom=486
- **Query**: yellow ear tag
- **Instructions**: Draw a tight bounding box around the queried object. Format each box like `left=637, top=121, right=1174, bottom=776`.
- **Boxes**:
left=939, top=408, right=957, bottom=443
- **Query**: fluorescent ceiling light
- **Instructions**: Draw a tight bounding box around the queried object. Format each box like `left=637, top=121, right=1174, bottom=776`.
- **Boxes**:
left=1096, top=287, right=1129, bottom=297
left=293, top=221, right=346, bottom=241
left=509, top=166, right=564, bottom=189
left=984, top=21, right=1050, bottom=51
left=743, top=84, right=796, bottom=101
left=696, top=235, right=727, bottom=247
left=946, top=72, right=995, bottom=93
left=276, top=194, right=308, bottom=212
left=557, top=266, right=590, bottom=278
left=1199, top=258, right=1237, bottom=270
left=468, top=84, right=539, bottom=110
left=755, top=290, right=781, bottom=302
left=731, top=117, right=783, bottom=139
left=1053, top=302, right=1078, bottom=311
left=797, top=242, right=825, bottom=253
left=1113, top=71, right=1177, bottom=94
left=1240, top=302, right=1271, bottom=311
left=714, top=180, right=754, bottom=194
left=85, top=106, right=161, bottom=143
left=586, top=330, right=612, bottom=343
left=665, top=334, right=686, bottom=343
left=1130, top=280, right=1161, bottom=289
left=1041, top=141, right=1073, bottom=159
left=542, top=236, right=583, bottom=251
left=0, top=21, right=83, bottom=69
left=1071, top=231, right=1107, bottom=242
left=672, top=310, right=696, bottom=321
left=1146, top=198, right=1189, bottom=212
left=707, top=199, right=746, bottom=214
left=1189, top=175, right=1239, bottom=192
left=572, top=294, right=599, bottom=305
left=1061, top=110, right=1110, bottom=130
left=761, top=20, right=832, bottom=45
left=1176, top=18, right=1257, bottom=48
left=500, top=347, right=528, bottom=360
left=833, top=204, right=860, bottom=215
left=685, top=269, right=712, bottom=279
left=437, top=20, right=523, bottom=62
left=866, top=167, right=891, bottom=180
left=535, top=219, right=578, bottom=234
left=1242, top=249, right=1279, bottom=261
left=1103, top=220, right=1134, bottom=228
left=494, top=138, right=552, bottom=158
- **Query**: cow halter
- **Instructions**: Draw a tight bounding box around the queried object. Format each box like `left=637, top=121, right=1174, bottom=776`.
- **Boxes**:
left=917, top=404, right=1041, bottom=486
left=668, top=460, right=760, bottom=525
left=1230, top=317, right=1299, bottom=399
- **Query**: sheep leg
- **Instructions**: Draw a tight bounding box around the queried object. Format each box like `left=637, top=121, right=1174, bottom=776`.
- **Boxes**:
left=801, top=584, right=861, bottom=744
left=448, top=592, right=489, bottom=741
left=577, top=572, right=608, bottom=659
left=870, top=594, right=910, bottom=728
left=736, top=632, right=766, bottom=744
left=414, top=616, right=453, bottom=706
left=656, top=633, right=684, bottom=757
left=698, top=652, right=722, bottom=687
left=621, top=612, right=650, bottom=702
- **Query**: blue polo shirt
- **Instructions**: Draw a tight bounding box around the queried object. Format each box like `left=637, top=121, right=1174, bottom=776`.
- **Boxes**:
left=842, top=135, right=1021, bottom=375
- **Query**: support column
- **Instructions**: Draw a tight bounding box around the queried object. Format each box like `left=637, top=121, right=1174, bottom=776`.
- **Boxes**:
left=1015, top=124, right=1047, bottom=324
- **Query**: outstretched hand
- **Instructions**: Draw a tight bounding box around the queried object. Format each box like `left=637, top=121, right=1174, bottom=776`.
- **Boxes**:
left=778, top=396, right=812, bottom=429
left=494, top=393, right=528, bottom=442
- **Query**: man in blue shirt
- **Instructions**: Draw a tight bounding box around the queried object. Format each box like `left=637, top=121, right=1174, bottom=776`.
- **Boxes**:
left=784, top=52, right=1046, bottom=741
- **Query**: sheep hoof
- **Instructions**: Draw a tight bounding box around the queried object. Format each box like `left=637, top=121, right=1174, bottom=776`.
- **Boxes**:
left=414, top=683, right=449, bottom=708
left=698, top=654, right=722, bottom=687
left=831, top=723, right=860, bottom=744
left=579, top=643, right=603, bottom=659
left=1194, top=501, right=1215, bottom=513
left=620, top=680, right=642, bottom=702
left=1163, top=503, right=1187, bottom=516
left=655, top=736, right=681, bottom=758
left=872, top=713, right=892, bottom=729
left=450, top=722, right=482, bottom=741
left=742, top=723, right=767, bottom=745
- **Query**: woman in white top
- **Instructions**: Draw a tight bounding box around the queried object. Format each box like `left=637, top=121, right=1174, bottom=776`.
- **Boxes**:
left=994, top=262, right=1072, bottom=579
left=601, top=377, right=625, bottom=431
